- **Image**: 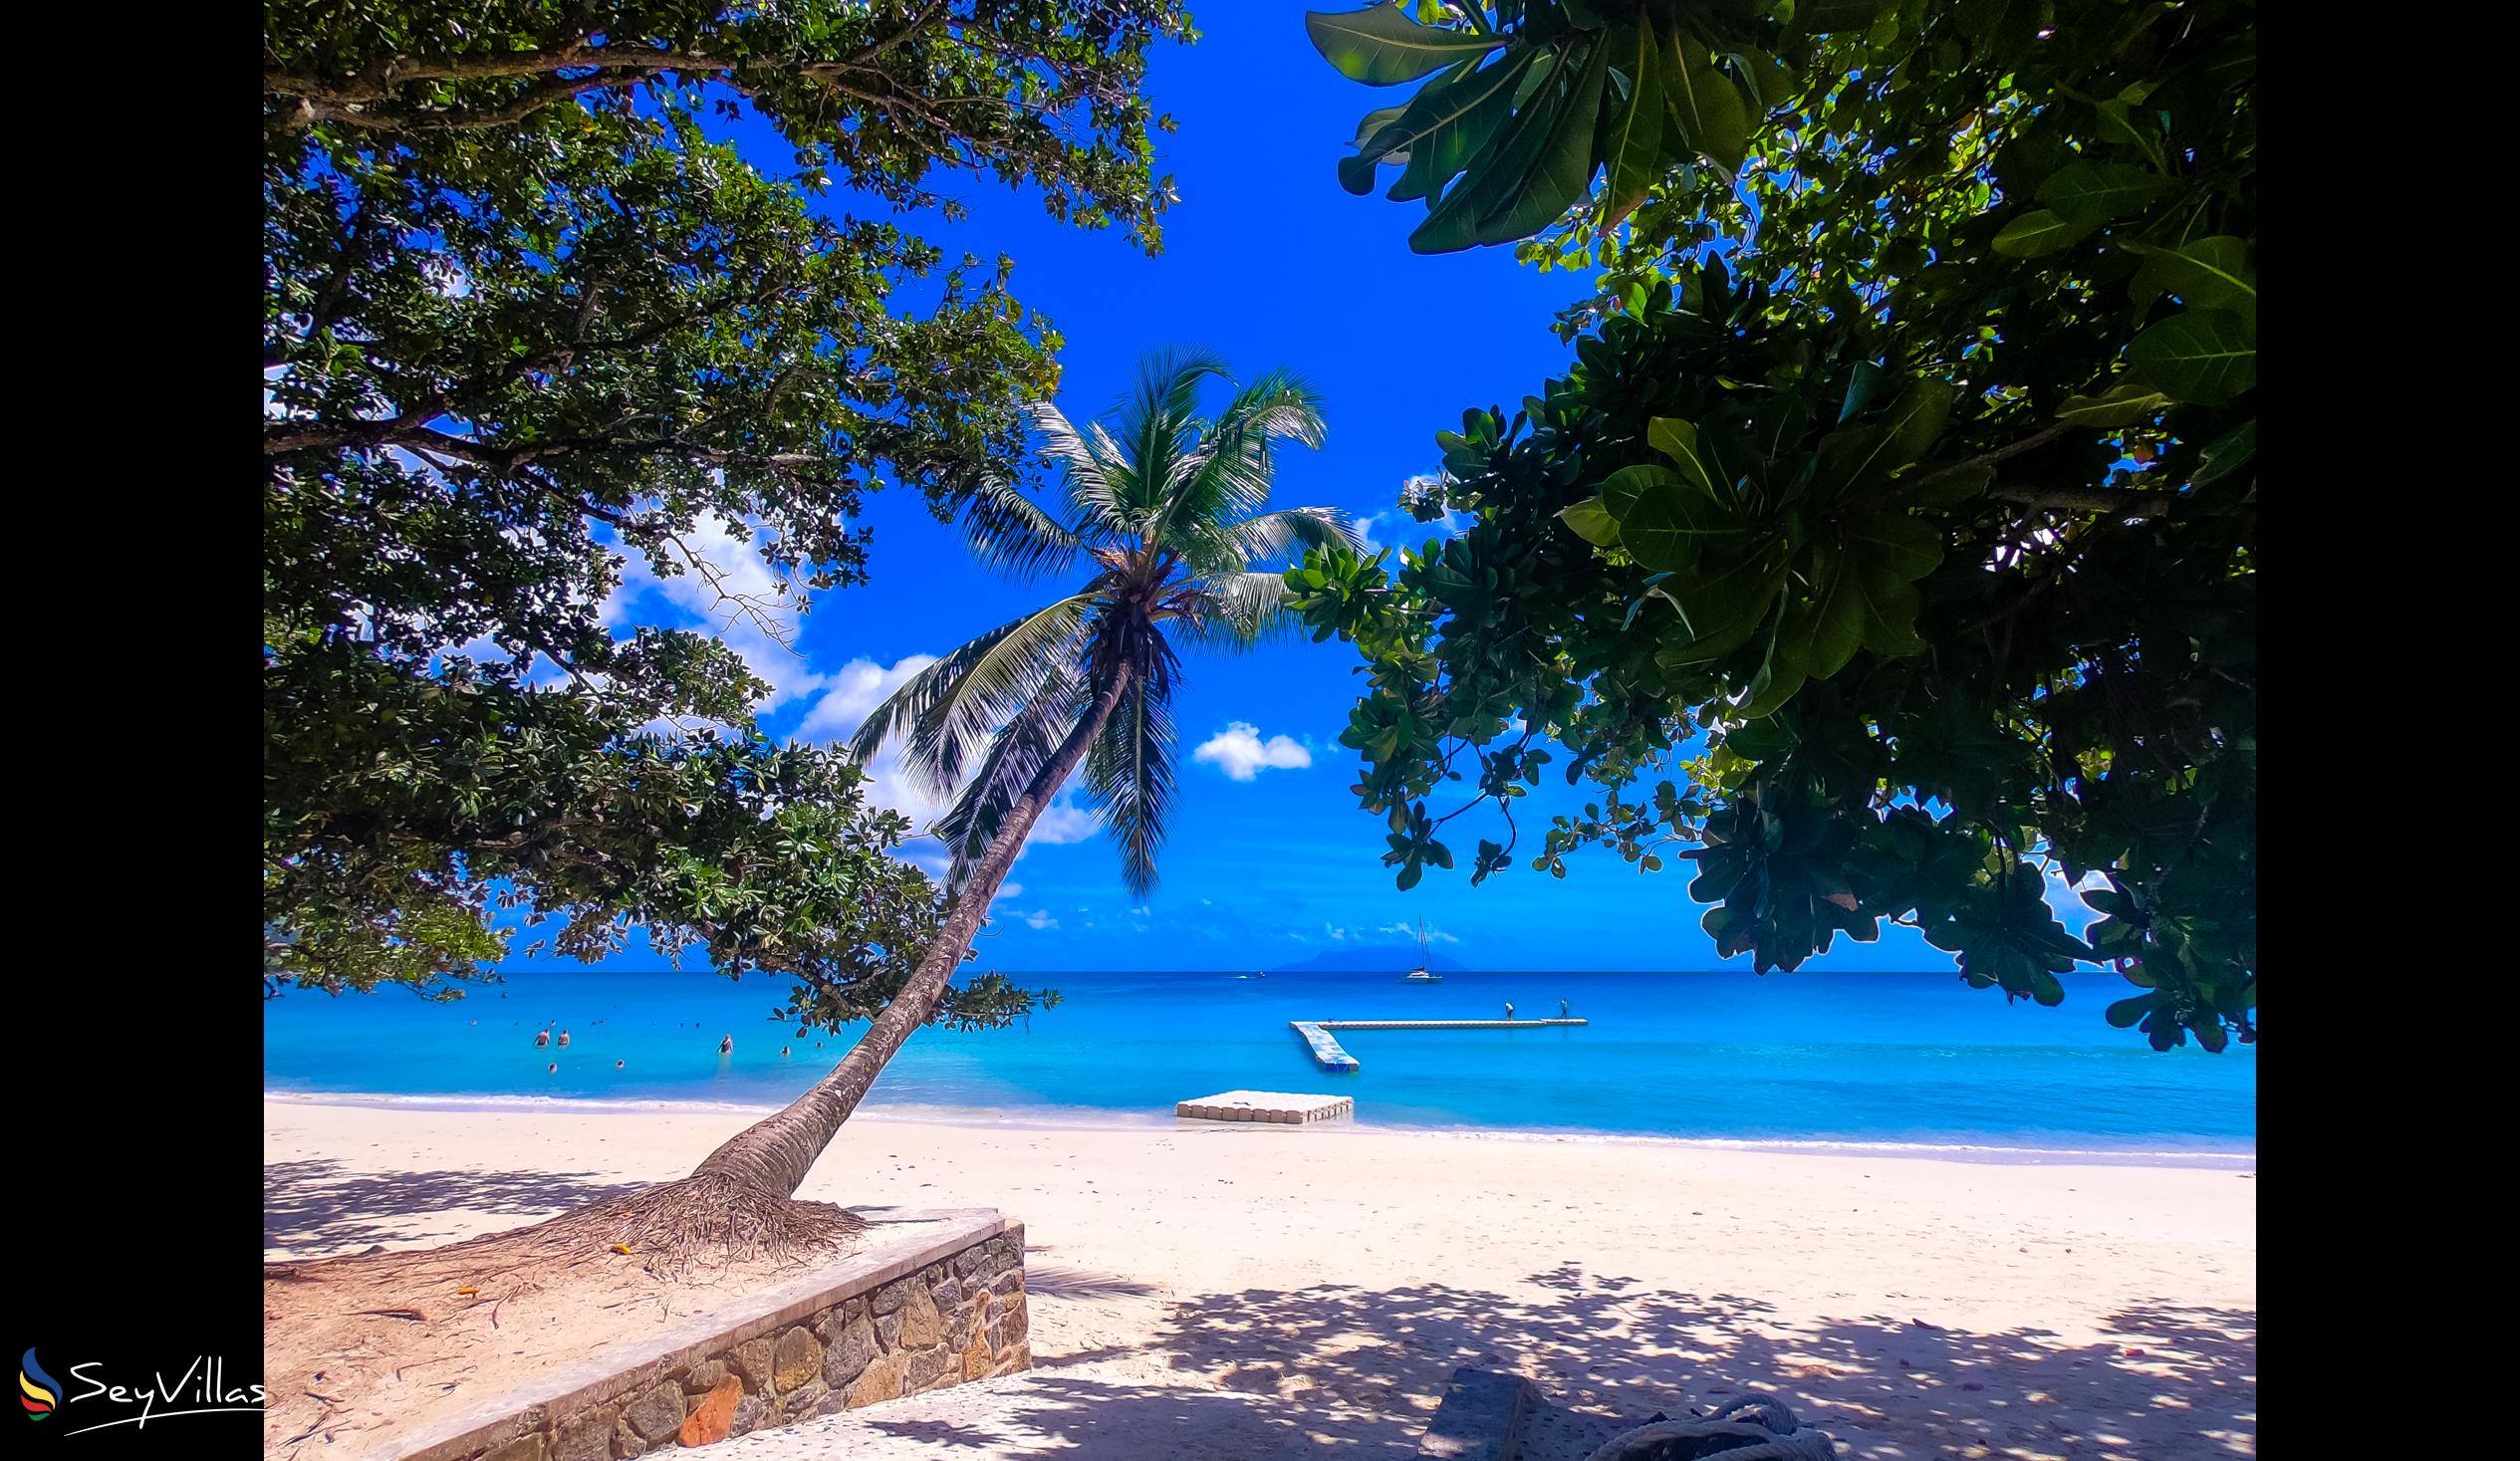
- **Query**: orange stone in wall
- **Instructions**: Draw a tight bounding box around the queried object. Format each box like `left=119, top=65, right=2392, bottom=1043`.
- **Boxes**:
left=677, top=1377, right=743, bottom=1447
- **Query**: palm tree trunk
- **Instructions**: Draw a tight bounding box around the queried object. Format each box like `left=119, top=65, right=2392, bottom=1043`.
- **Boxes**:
left=688, top=659, right=1136, bottom=1197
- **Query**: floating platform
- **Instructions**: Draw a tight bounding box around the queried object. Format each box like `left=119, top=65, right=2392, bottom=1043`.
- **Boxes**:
left=1176, top=1090, right=1356, bottom=1124
left=1290, top=1022, right=1362, bottom=1072
left=1291, top=1018, right=1587, bottom=1072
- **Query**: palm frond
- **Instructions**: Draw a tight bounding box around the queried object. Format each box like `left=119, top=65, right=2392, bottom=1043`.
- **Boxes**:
left=1149, top=368, right=1329, bottom=551
left=1026, top=400, right=1134, bottom=542
left=933, top=672, right=1087, bottom=892
left=1172, top=572, right=1303, bottom=653
left=849, top=596, right=1089, bottom=796
left=1082, top=671, right=1179, bottom=898
left=1200, top=506, right=1359, bottom=576
left=961, top=474, right=1085, bottom=583
left=1127, top=349, right=1232, bottom=523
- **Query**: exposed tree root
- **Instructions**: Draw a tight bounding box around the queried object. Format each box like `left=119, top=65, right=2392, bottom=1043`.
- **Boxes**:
left=265, top=1172, right=866, bottom=1291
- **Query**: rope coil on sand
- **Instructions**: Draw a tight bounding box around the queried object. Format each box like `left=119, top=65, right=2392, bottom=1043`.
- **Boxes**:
left=1580, top=1394, right=1840, bottom=1461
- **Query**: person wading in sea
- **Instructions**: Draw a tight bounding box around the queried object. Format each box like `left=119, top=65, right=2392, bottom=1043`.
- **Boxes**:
left=718, top=1034, right=734, bottom=1056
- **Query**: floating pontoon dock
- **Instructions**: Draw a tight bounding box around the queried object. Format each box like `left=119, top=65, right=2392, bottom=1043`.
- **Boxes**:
left=1175, top=1090, right=1355, bottom=1124
left=1290, top=1017, right=1588, bottom=1072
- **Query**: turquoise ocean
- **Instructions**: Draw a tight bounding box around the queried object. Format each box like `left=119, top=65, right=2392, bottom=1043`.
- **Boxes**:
left=265, top=967, right=2254, bottom=1164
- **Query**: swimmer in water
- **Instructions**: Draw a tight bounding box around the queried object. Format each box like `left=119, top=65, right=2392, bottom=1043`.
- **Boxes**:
left=558, top=1030, right=571, bottom=1047
left=719, top=1034, right=734, bottom=1056
left=535, top=1029, right=550, bottom=1048
left=615, top=1059, right=626, bottom=1069
left=780, top=1046, right=792, bottom=1057
left=547, top=1062, right=558, bottom=1074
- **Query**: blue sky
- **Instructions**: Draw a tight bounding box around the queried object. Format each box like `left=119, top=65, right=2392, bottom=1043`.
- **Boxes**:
left=532, top=7, right=2100, bottom=975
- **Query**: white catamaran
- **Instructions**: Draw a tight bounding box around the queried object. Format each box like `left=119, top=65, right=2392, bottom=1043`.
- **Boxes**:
left=1399, top=919, right=1443, bottom=983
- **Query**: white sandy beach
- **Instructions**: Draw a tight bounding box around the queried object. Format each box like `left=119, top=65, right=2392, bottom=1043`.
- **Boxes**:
left=266, top=1097, right=2254, bottom=1460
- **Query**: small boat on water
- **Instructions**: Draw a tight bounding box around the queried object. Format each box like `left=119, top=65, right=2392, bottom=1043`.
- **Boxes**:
left=1398, top=919, right=1443, bottom=983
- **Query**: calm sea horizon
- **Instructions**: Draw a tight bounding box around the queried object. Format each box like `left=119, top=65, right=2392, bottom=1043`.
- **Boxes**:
left=265, top=966, right=2254, bottom=1163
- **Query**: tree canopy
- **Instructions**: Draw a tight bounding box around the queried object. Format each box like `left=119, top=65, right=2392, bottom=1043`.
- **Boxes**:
left=854, top=351, right=1352, bottom=896
left=263, top=0, right=1194, bottom=1031
left=1292, top=0, right=2255, bottom=1050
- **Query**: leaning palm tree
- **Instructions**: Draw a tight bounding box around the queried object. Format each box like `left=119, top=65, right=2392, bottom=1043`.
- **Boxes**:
left=680, top=348, right=1355, bottom=1205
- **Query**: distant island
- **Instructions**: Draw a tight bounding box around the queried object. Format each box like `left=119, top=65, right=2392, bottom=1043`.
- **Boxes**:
left=1266, top=944, right=1467, bottom=975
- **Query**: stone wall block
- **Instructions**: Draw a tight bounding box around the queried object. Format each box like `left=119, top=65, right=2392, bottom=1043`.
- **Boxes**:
left=771, top=1327, right=822, bottom=1394
left=730, top=1337, right=776, bottom=1394
left=551, top=1404, right=616, bottom=1461
left=823, top=1314, right=877, bottom=1389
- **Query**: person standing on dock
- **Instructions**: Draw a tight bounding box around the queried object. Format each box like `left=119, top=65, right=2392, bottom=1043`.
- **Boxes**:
left=1504, top=1001, right=1515, bottom=1022
left=1560, top=999, right=1570, bottom=1018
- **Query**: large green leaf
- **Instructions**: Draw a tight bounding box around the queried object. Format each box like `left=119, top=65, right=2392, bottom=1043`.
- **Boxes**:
left=1811, top=381, right=1949, bottom=493
left=2190, top=419, right=2256, bottom=487
left=2128, top=310, right=2256, bottom=403
left=1835, top=512, right=1938, bottom=655
left=2034, top=160, right=2172, bottom=227
left=1618, top=464, right=1757, bottom=573
left=1778, top=540, right=1867, bottom=679
left=1598, top=21, right=1666, bottom=225
left=2093, top=97, right=2167, bottom=170
left=1473, top=39, right=1613, bottom=245
left=1722, top=46, right=1798, bottom=113
left=1991, top=208, right=2093, bottom=257
left=1655, top=541, right=1790, bottom=662
left=1646, top=415, right=1723, bottom=494
left=1664, top=25, right=1750, bottom=173
left=1306, top=5, right=1505, bottom=86
left=1383, top=55, right=1535, bottom=202
left=2055, top=380, right=2170, bottom=426
left=1410, top=45, right=1587, bottom=253
left=1558, top=495, right=1622, bottom=546
left=1735, top=619, right=1810, bottom=718
left=1599, top=462, right=1672, bottom=518
left=2128, top=237, right=2256, bottom=318
left=1877, top=380, right=1958, bottom=471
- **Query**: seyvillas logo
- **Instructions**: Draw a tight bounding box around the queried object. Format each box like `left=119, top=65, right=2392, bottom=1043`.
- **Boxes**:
left=20, top=1349, right=59, bottom=1420
left=17, top=1350, right=263, bottom=1437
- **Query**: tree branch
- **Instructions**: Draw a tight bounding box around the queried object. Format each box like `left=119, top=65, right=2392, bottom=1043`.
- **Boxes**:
left=1989, top=484, right=2169, bottom=520
left=265, top=6, right=978, bottom=134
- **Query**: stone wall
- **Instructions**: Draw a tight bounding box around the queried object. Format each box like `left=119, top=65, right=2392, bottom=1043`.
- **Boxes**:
left=389, top=1210, right=1028, bottom=1461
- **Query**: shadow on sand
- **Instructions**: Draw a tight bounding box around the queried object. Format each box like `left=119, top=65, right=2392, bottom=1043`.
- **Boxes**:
left=794, top=1272, right=2251, bottom=1460
left=264, top=1158, right=650, bottom=1257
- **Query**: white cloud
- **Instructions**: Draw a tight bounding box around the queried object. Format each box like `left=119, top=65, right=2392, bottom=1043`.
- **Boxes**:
left=793, top=651, right=1100, bottom=866
left=1031, top=802, right=1099, bottom=844
left=602, top=513, right=828, bottom=711
left=793, top=655, right=939, bottom=744
left=1193, top=722, right=1313, bottom=781
left=1324, top=922, right=1350, bottom=941
left=1378, top=921, right=1460, bottom=944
